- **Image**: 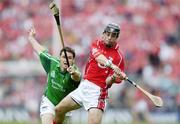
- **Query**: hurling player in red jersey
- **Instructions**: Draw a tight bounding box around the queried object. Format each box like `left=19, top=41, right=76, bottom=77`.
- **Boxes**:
left=53, top=23, right=127, bottom=124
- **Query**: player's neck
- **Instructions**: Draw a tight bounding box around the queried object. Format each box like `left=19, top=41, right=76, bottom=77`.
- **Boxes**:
left=60, top=66, right=67, bottom=72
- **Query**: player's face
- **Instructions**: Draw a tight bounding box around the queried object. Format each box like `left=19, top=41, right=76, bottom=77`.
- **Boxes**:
left=103, top=31, right=118, bottom=47
left=60, top=52, right=74, bottom=70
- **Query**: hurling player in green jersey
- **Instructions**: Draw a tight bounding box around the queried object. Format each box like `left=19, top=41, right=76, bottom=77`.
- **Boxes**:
left=28, top=27, right=81, bottom=124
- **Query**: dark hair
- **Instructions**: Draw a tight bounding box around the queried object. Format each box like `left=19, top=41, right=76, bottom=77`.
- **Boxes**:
left=60, top=47, right=76, bottom=58
left=103, top=23, right=120, bottom=37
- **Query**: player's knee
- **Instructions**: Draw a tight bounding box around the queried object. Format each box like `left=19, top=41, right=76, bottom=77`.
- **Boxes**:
left=55, top=105, right=65, bottom=115
left=55, top=107, right=62, bottom=115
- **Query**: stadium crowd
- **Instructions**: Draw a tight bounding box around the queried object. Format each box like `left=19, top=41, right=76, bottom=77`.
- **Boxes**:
left=0, top=0, right=179, bottom=122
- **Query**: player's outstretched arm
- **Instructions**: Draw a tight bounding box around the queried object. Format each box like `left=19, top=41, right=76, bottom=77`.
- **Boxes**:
left=96, top=54, right=126, bottom=83
left=106, top=73, right=117, bottom=86
left=28, top=27, right=46, bottom=54
left=95, top=54, right=122, bottom=75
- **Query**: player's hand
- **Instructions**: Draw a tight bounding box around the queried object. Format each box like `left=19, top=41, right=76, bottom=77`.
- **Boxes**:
left=28, top=27, right=36, bottom=40
left=117, top=71, right=127, bottom=80
left=111, top=64, right=126, bottom=80
left=67, top=66, right=75, bottom=75
left=111, top=64, right=121, bottom=75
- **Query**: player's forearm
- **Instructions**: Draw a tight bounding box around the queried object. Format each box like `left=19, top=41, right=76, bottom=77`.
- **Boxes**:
left=95, top=54, right=117, bottom=68
left=96, top=54, right=110, bottom=66
left=28, top=36, right=46, bottom=54
left=106, top=75, right=116, bottom=86
left=96, top=54, right=125, bottom=79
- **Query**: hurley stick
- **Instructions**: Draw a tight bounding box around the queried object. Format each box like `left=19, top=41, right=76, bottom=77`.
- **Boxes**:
left=49, top=2, right=70, bottom=67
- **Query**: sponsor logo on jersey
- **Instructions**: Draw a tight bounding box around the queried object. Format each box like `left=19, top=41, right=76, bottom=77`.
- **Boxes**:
left=51, top=80, right=66, bottom=92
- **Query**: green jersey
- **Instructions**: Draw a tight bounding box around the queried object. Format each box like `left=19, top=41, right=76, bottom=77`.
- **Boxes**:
left=39, top=51, right=80, bottom=106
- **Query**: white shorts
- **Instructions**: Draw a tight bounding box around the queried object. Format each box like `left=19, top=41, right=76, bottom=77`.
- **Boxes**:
left=69, top=79, right=107, bottom=111
left=40, top=95, right=72, bottom=117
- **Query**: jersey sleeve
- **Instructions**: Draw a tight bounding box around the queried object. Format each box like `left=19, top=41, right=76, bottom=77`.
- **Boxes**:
left=39, top=50, right=52, bottom=73
left=90, top=40, right=102, bottom=58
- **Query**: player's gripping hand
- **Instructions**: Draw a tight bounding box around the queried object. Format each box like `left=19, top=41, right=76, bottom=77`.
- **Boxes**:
left=110, top=64, right=122, bottom=76
left=111, top=64, right=126, bottom=80
left=115, top=71, right=126, bottom=80
left=67, top=66, right=75, bottom=75
left=67, top=66, right=81, bottom=81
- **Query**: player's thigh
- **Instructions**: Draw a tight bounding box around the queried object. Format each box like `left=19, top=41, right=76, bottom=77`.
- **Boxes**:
left=88, top=108, right=103, bottom=124
left=41, top=113, right=54, bottom=124
left=55, top=94, right=80, bottom=113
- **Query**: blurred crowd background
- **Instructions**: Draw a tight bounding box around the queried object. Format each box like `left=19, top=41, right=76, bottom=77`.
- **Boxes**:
left=0, top=0, right=179, bottom=123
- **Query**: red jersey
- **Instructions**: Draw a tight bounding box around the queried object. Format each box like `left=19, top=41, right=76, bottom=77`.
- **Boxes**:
left=84, top=39, right=125, bottom=88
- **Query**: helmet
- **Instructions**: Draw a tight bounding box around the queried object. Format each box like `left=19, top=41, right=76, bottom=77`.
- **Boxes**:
left=103, top=23, right=120, bottom=37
